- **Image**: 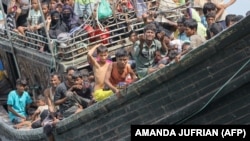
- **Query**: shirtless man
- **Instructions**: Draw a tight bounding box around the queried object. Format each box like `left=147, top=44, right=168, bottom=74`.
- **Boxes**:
left=87, top=44, right=113, bottom=102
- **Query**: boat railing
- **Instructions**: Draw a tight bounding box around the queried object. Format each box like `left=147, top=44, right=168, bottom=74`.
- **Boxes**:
left=0, top=0, right=187, bottom=66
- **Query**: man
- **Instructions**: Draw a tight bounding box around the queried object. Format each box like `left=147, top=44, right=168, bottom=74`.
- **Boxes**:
left=7, top=78, right=33, bottom=128
left=104, top=48, right=138, bottom=97
left=54, top=66, right=82, bottom=118
left=133, top=23, right=165, bottom=78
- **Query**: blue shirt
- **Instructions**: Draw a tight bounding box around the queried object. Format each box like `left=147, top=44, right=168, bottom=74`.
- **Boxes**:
left=7, top=90, right=33, bottom=122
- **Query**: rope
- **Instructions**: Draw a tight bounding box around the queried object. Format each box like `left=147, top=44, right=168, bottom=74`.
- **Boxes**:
left=175, top=58, right=250, bottom=125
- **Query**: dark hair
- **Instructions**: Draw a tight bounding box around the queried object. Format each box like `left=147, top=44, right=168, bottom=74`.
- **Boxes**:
left=16, top=78, right=28, bottom=86
left=184, top=19, right=198, bottom=30
left=203, top=2, right=216, bottom=15
left=115, top=48, right=129, bottom=58
left=225, top=14, right=236, bottom=27
left=72, top=70, right=82, bottom=80
left=143, top=23, right=157, bottom=33
left=205, top=12, right=216, bottom=19
left=209, top=23, right=223, bottom=36
left=66, top=66, right=77, bottom=73
left=128, top=30, right=138, bottom=37
left=96, top=45, right=108, bottom=54
left=235, top=15, right=244, bottom=22
left=50, top=72, right=62, bottom=81
left=177, top=17, right=185, bottom=24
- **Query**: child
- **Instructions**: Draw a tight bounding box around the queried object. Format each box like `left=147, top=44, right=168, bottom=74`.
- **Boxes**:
left=87, top=44, right=113, bottom=102
left=30, top=95, right=49, bottom=129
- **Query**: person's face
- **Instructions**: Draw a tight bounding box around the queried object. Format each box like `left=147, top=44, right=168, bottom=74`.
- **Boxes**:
left=97, top=52, right=109, bottom=63
left=74, top=77, right=83, bottom=85
left=116, top=56, right=128, bottom=69
left=42, top=5, right=49, bottom=15
left=183, top=11, right=190, bottom=20
left=154, top=51, right=162, bottom=62
left=129, top=33, right=138, bottom=43
left=144, top=30, right=155, bottom=41
left=67, top=69, right=75, bottom=84
left=177, top=23, right=185, bottom=32
left=50, top=75, right=61, bottom=88
left=184, top=26, right=195, bottom=37
left=206, top=17, right=215, bottom=26
left=50, top=1, right=57, bottom=10
left=182, top=44, right=190, bottom=52
left=31, top=0, right=39, bottom=10
left=36, top=100, right=46, bottom=106
left=64, top=0, right=74, bottom=6
left=16, top=84, right=26, bottom=94
left=56, top=5, right=63, bottom=13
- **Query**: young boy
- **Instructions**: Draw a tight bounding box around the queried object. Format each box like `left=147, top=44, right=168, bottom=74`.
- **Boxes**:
left=175, top=18, right=206, bottom=62
left=104, top=48, right=138, bottom=97
left=30, top=95, right=49, bottom=129
left=87, top=44, right=113, bottom=102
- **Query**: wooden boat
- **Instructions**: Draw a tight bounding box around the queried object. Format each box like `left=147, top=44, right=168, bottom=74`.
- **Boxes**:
left=1, top=0, right=250, bottom=141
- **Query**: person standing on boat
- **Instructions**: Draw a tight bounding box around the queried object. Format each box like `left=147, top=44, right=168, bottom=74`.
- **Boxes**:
left=7, top=78, right=33, bottom=128
left=133, top=23, right=165, bottom=78
left=87, top=44, right=113, bottom=102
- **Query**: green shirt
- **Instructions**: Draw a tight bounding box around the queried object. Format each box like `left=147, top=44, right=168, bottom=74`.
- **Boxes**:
left=134, top=39, right=162, bottom=78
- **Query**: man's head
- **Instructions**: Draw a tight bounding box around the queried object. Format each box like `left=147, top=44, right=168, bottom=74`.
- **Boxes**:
left=50, top=72, right=62, bottom=88
left=66, top=66, right=77, bottom=85
left=143, top=23, right=156, bottom=41
left=72, top=70, right=83, bottom=85
left=203, top=2, right=217, bottom=16
left=177, top=17, right=186, bottom=33
left=205, top=12, right=216, bottom=26
left=115, top=48, right=129, bottom=69
left=16, top=78, right=28, bottom=94
left=184, top=19, right=198, bottom=37
left=96, top=45, right=109, bottom=64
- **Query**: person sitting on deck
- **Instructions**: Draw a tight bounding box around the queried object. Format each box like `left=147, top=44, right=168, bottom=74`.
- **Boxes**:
left=30, top=95, right=49, bottom=129
left=87, top=44, right=113, bottom=102
left=104, top=48, right=138, bottom=97
left=44, top=72, right=62, bottom=119
left=7, top=78, right=33, bottom=129
left=66, top=70, right=94, bottom=108
left=54, top=66, right=83, bottom=119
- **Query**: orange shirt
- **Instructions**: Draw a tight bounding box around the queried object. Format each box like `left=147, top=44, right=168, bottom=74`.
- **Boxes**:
left=109, top=63, right=132, bottom=87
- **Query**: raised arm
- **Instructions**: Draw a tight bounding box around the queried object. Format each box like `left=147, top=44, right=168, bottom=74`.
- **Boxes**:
left=87, top=44, right=102, bottom=67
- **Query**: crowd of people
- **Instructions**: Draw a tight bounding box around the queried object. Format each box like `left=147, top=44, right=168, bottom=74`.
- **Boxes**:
left=3, top=0, right=250, bottom=141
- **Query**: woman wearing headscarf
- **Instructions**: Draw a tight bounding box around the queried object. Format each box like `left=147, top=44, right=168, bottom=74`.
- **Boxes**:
left=48, top=10, right=68, bottom=39
left=61, top=4, right=82, bottom=33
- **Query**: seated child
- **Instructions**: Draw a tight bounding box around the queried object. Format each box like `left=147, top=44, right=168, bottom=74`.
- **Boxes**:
left=30, top=95, right=49, bottom=129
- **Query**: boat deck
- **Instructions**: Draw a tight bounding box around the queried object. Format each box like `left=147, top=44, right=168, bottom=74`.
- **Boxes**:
left=0, top=105, right=13, bottom=125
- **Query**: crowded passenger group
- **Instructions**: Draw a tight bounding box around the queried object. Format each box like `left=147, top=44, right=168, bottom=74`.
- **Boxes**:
left=3, top=0, right=249, bottom=141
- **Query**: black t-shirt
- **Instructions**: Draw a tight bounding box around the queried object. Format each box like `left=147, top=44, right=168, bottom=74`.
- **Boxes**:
left=54, top=82, right=75, bottom=114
